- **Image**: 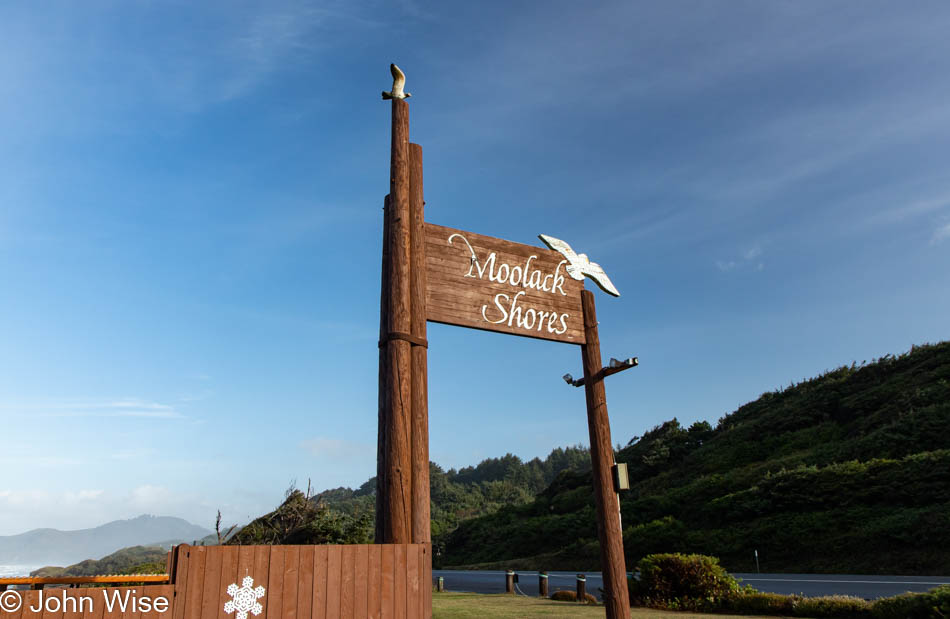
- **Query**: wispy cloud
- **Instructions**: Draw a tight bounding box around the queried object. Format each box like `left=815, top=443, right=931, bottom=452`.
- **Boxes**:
left=299, top=437, right=374, bottom=462
left=717, top=242, right=765, bottom=272
left=0, top=398, right=187, bottom=420
left=0, top=1, right=372, bottom=139
left=867, top=193, right=950, bottom=227
left=932, top=221, right=950, bottom=245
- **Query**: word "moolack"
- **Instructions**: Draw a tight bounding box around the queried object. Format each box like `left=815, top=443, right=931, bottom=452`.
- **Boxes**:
left=448, top=233, right=571, bottom=335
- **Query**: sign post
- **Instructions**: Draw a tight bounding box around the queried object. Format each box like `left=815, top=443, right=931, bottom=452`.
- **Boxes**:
left=580, top=289, right=630, bottom=616
left=377, top=64, right=631, bottom=619
left=378, top=97, right=414, bottom=545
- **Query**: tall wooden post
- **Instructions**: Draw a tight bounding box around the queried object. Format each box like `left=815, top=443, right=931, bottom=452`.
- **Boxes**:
left=409, top=142, right=432, bottom=617
left=409, top=143, right=430, bottom=546
left=376, top=195, right=392, bottom=543
left=379, top=97, right=413, bottom=544
left=580, top=289, right=630, bottom=617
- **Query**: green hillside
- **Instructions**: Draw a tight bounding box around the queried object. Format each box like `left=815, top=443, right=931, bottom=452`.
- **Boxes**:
left=442, top=342, right=950, bottom=574
left=312, top=447, right=590, bottom=552
left=31, top=545, right=168, bottom=578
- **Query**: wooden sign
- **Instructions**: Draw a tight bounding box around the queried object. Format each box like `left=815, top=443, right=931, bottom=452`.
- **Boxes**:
left=425, top=223, right=585, bottom=344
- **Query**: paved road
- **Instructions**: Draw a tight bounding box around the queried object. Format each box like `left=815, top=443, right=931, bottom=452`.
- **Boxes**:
left=433, top=570, right=950, bottom=600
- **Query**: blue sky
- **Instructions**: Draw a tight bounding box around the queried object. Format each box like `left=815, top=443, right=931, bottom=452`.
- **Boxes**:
left=1, top=1, right=949, bottom=536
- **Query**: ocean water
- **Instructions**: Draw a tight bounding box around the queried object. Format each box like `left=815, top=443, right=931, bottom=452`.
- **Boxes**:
left=0, top=565, right=37, bottom=578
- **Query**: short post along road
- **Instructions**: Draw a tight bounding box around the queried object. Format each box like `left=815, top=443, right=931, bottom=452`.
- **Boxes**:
left=425, top=223, right=585, bottom=344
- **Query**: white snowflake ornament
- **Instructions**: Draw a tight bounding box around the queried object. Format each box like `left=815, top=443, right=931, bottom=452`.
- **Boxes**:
left=224, top=575, right=266, bottom=619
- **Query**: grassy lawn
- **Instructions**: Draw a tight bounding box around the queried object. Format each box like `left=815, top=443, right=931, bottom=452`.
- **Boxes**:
left=432, top=592, right=786, bottom=618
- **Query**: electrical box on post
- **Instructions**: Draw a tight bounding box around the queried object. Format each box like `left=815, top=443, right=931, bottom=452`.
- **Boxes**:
left=612, top=462, right=630, bottom=491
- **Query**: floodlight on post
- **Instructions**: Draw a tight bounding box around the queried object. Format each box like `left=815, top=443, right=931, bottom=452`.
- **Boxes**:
left=562, top=355, right=638, bottom=388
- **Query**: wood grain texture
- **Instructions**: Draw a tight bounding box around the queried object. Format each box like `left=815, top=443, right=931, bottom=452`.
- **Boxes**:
left=171, top=546, right=190, bottom=619
left=422, top=544, right=431, bottom=619
left=265, top=546, right=284, bottom=619
left=182, top=546, right=206, bottom=619
left=325, top=546, right=341, bottom=619
left=198, top=542, right=222, bottom=619
left=281, top=546, right=299, bottom=619
left=311, top=546, right=328, bottom=619
left=393, top=545, right=406, bottom=619
left=366, top=545, right=380, bottom=619
left=353, top=545, right=368, bottom=619
left=382, top=98, right=413, bottom=544
left=215, top=546, right=238, bottom=619
left=580, top=290, right=630, bottom=619
left=425, top=223, right=585, bottom=344
left=408, top=143, right=430, bottom=547
left=405, top=543, right=419, bottom=619
left=250, top=546, right=269, bottom=619
left=380, top=545, right=394, bottom=619
left=339, top=545, right=354, bottom=618
left=296, top=546, right=314, bottom=619
left=376, top=196, right=391, bottom=545
left=61, top=588, right=83, bottom=619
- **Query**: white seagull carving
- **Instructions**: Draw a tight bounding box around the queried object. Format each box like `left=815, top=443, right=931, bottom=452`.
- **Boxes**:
left=382, top=64, right=412, bottom=100
left=538, top=234, right=620, bottom=297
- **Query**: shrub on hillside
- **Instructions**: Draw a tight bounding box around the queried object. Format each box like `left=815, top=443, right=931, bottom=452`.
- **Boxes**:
left=717, top=587, right=949, bottom=618
left=872, top=585, right=950, bottom=619
left=722, top=591, right=796, bottom=614
left=549, top=590, right=597, bottom=603
left=794, top=595, right=872, bottom=618
left=629, top=553, right=742, bottom=611
left=120, top=562, right=166, bottom=575
left=226, top=490, right=371, bottom=545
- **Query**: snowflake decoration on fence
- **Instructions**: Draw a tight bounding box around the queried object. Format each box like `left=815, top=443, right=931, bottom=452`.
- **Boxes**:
left=224, top=575, right=266, bottom=619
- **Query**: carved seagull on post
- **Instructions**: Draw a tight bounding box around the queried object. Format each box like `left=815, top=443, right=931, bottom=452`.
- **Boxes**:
left=382, top=63, right=412, bottom=100
left=538, top=234, right=621, bottom=297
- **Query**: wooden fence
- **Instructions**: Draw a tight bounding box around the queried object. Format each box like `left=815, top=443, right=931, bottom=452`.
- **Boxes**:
left=0, top=543, right=431, bottom=618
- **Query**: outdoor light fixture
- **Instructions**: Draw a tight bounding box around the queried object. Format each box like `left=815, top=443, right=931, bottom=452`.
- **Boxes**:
left=563, top=355, right=639, bottom=387
left=609, top=357, right=639, bottom=369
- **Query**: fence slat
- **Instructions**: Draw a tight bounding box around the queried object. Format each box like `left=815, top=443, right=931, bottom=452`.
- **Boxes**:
left=142, top=585, right=174, bottom=619
left=394, top=545, right=406, bottom=619
left=325, top=546, right=342, bottom=618
left=380, top=545, right=394, bottom=619
left=215, top=547, right=238, bottom=619
left=406, top=543, right=419, bottom=619
left=280, top=546, right=299, bottom=619
left=81, top=588, right=103, bottom=619
left=265, top=546, right=285, bottom=619
left=200, top=543, right=223, bottom=619
left=295, top=546, right=314, bottom=619
left=62, top=588, right=86, bottom=619
left=340, top=546, right=354, bottom=618
left=182, top=547, right=207, bottom=619
left=40, top=588, right=62, bottom=619
left=353, top=545, right=368, bottom=619
left=311, top=546, right=328, bottom=619
left=249, top=546, right=270, bottom=619
left=366, top=545, right=381, bottom=619
left=423, top=544, right=432, bottom=619
left=171, top=546, right=190, bottom=619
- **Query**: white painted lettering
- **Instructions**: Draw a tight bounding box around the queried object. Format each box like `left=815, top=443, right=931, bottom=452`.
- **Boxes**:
left=448, top=232, right=575, bottom=337
left=483, top=293, right=509, bottom=324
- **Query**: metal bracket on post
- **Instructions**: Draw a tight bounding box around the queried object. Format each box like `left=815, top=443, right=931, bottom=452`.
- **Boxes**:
left=563, top=357, right=638, bottom=387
